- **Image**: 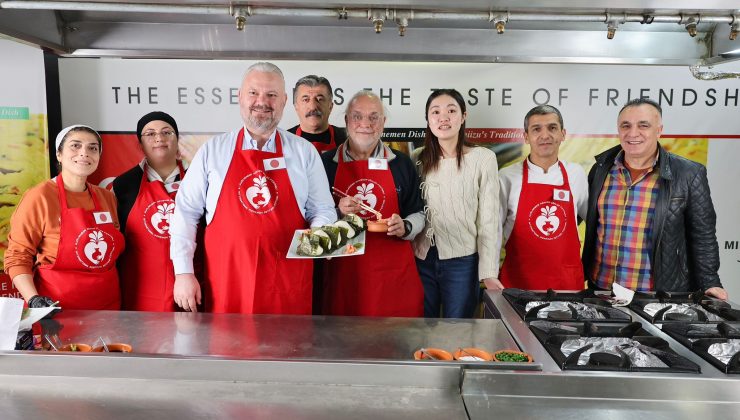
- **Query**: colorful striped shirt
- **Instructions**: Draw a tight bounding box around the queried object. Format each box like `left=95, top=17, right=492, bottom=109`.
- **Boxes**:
left=592, top=152, right=660, bottom=291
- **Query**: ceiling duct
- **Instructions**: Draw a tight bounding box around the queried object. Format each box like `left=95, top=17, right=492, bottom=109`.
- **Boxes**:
left=0, top=1, right=738, bottom=65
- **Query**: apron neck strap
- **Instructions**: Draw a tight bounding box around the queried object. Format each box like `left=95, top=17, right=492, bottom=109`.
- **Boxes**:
left=238, top=128, right=282, bottom=154
left=339, top=141, right=385, bottom=163
left=142, top=160, right=187, bottom=184
left=56, top=173, right=101, bottom=211
left=557, top=161, right=570, bottom=186
left=523, top=159, right=568, bottom=186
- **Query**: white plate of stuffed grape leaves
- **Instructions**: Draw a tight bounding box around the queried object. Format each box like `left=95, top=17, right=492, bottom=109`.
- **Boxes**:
left=287, top=213, right=367, bottom=259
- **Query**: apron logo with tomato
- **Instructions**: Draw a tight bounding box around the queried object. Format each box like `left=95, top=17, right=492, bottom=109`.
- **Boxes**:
left=527, top=202, right=568, bottom=240
left=347, top=179, right=385, bottom=219
left=143, top=199, right=175, bottom=239
left=238, top=170, right=279, bottom=214
left=75, top=228, right=116, bottom=269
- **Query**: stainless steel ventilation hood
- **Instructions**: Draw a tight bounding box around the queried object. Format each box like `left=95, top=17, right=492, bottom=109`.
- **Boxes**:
left=0, top=1, right=739, bottom=66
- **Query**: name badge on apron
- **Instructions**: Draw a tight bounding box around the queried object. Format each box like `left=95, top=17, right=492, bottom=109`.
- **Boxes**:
left=93, top=211, right=113, bottom=224
left=263, top=157, right=286, bottom=171
left=368, top=158, right=388, bottom=171
left=165, top=181, right=180, bottom=194
left=553, top=189, right=570, bottom=202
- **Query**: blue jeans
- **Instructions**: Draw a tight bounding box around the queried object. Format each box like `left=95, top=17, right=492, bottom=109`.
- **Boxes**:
left=416, top=246, right=479, bottom=318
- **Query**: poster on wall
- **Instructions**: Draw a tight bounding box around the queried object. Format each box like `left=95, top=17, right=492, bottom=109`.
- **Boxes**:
left=0, top=38, right=49, bottom=298
left=58, top=58, right=740, bottom=298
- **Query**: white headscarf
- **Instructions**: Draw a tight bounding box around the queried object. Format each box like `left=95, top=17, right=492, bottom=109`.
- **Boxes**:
left=54, top=124, right=101, bottom=152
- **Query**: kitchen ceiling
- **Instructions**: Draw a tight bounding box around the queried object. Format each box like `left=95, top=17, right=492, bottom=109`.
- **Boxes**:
left=0, top=1, right=738, bottom=65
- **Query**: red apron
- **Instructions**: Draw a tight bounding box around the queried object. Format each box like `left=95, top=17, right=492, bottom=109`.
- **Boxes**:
left=323, top=144, right=423, bottom=317
left=119, top=161, right=185, bottom=311
left=296, top=126, right=337, bottom=153
left=500, top=161, right=584, bottom=291
left=203, top=129, right=312, bottom=314
left=35, top=174, right=125, bottom=310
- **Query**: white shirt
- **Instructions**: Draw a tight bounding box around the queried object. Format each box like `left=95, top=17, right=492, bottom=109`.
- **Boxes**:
left=499, top=159, right=588, bottom=247
left=110, top=159, right=182, bottom=195
left=170, top=127, right=337, bottom=274
left=139, top=158, right=182, bottom=185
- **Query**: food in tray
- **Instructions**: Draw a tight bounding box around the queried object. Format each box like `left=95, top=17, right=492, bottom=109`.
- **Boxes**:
left=60, top=343, right=93, bottom=352
left=92, top=343, right=133, bottom=353
left=413, top=347, right=453, bottom=361
left=493, top=349, right=533, bottom=363
left=296, top=213, right=366, bottom=257
left=366, top=218, right=389, bottom=233
left=453, top=347, right=493, bottom=361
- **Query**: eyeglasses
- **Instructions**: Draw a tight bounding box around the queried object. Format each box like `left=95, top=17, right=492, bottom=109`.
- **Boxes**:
left=141, top=130, right=176, bottom=140
left=349, top=113, right=382, bottom=125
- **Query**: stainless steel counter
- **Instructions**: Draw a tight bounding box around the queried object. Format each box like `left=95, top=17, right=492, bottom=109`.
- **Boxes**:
left=26, top=310, right=522, bottom=362
left=0, top=311, right=525, bottom=420
left=3, top=298, right=740, bottom=420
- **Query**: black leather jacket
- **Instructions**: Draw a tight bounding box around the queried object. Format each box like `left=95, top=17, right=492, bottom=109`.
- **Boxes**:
left=582, top=144, right=722, bottom=293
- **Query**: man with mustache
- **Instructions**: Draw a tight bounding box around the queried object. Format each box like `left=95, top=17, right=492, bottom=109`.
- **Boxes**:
left=287, top=75, right=347, bottom=314
left=583, top=98, right=727, bottom=299
left=169, top=62, right=337, bottom=314
left=288, top=75, right=347, bottom=152
left=497, top=105, right=588, bottom=291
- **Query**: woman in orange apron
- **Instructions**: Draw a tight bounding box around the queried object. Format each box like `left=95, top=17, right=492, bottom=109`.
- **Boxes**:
left=113, top=111, right=191, bottom=311
left=4, top=125, right=124, bottom=310
left=321, top=91, right=425, bottom=317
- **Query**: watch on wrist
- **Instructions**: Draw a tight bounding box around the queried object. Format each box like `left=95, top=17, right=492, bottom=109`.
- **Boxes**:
left=402, top=219, right=412, bottom=237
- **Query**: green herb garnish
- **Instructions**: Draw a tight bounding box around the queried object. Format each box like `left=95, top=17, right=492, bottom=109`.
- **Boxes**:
left=495, top=351, right=529, bottom=362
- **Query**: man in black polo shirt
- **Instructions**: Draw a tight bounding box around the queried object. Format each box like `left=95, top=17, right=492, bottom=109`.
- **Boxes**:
left=288, top=75, right=346, bottom=152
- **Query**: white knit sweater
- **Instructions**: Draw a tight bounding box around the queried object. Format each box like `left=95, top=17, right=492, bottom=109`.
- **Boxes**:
left=412, top=146, right=501, bottom=280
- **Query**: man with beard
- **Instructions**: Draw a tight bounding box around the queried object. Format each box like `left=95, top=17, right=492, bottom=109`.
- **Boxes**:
left=170, top=62, right=337, bottom=314
left=288, top=75, right=347, bottom=152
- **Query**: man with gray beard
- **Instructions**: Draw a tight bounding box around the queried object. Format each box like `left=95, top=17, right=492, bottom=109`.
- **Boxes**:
left=288, top=74, right=347, bottom=153
left=170, top=62, right=337, bottom=314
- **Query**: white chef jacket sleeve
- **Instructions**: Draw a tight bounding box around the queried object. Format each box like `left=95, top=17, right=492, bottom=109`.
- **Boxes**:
left=570, top=163, right=589, bottom=222
left=170, top=140, right=210, bottom=275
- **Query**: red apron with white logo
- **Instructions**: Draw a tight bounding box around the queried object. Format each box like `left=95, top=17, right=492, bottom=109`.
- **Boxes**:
left=296, top=126, right=337, bottom=153
left=500, top=161, right=584, bottom=290
left=119, top=161, right=185, bottom=311
left=323, top=144, right=423, bottom=317
left=203, top=129, right=312, bottom=314
left=35, top=174, right=125, bottom=310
